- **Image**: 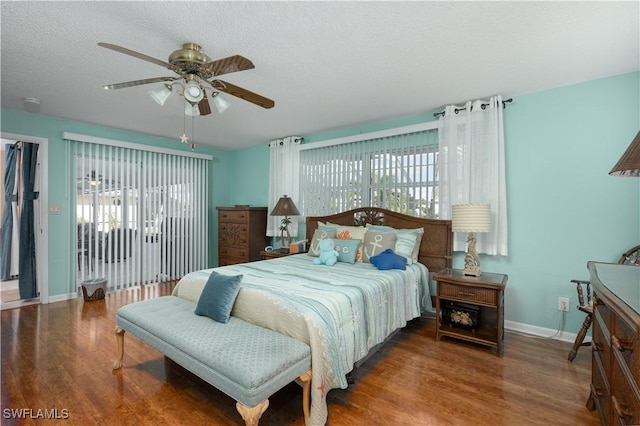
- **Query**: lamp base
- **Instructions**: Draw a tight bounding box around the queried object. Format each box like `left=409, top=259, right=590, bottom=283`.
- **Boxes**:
left=462, top=232, right=482, bottom=277
left=462, top=265, right=481, bottom=277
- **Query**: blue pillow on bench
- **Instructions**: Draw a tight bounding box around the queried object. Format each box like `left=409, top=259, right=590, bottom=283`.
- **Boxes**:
left=369, top=248, right=407, bottom=270
left=195, top=271, right=243, bottom=323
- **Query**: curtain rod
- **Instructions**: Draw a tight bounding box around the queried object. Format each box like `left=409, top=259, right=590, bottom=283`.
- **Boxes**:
left=433, top=98, right=513, bottom=118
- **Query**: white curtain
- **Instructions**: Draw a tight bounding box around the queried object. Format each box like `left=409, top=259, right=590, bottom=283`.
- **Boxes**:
left=267, top=137, right=302, bottom=240
left=438, top=95, right=508, bottom=255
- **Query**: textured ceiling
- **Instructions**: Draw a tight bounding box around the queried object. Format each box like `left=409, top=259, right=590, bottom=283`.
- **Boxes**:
left=1, top=1, right=638, bottom=151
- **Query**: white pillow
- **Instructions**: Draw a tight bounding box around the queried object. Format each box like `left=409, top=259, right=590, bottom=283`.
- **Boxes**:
left=365, top=224, right=424, bottom=264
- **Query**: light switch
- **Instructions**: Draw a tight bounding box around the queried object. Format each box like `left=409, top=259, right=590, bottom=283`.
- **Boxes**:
left=48, top=204, right=61, bottom=215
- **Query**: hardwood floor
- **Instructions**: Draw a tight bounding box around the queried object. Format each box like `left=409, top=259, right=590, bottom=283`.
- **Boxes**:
left=1, top=283, right=600, bottom=426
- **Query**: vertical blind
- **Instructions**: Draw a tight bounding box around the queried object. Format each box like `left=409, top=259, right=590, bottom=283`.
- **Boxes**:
left=65, top=134, right=210, bottom=292
left=300, top=128, right=440, bottom=218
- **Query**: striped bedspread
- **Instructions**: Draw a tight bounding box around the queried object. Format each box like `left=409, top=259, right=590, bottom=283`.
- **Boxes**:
left=172, top=254, right=430, bottom=426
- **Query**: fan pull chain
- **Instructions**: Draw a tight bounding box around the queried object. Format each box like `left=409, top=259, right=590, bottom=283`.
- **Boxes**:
left=191, top=115, right=196, bottom=151
left=180, top=107, right=189, bottom=145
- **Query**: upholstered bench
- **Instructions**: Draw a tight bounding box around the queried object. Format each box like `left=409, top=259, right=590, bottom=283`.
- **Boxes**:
left=113, top=296, right=312, bottom=426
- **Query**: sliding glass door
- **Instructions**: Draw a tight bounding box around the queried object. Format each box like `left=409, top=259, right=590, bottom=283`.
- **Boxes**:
left=67, top=137, right=209, bottom=292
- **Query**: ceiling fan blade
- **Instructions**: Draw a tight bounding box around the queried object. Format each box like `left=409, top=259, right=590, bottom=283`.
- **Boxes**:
left=200, top=55, right=255, bottom=77
left=198, top=95, right=212, bottom=116
left=103, top=76, right=177, bottom=90
left=98, top=42, right=178, bottom=71
left=211, top=80, right=274, bottom=109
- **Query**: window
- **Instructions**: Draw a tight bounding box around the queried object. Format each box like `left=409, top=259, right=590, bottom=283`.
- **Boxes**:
left=300, top=126, right=440, bottom=218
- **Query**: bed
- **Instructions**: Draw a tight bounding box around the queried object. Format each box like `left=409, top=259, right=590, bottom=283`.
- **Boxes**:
left=173, top=207, right=452, bottom=425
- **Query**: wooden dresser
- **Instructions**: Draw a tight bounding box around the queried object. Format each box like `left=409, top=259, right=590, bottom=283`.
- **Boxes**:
left=587, top=261, right=640, bottom=425
left=217, top=207, right=269, bottom=266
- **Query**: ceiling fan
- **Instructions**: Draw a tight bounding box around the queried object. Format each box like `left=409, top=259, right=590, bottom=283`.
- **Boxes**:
left=98, top=42, right=275, bottom=115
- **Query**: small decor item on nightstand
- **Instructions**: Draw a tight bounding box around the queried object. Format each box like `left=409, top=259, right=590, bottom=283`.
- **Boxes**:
left=443, top=301, right=480, bottom=330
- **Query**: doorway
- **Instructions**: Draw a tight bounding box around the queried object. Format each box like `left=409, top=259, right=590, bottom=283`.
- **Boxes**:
left=0, top=134, right=48, bottom=309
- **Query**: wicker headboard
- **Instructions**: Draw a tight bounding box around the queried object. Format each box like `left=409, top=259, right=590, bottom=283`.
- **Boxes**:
left=305, top=207, right=452, bottom=274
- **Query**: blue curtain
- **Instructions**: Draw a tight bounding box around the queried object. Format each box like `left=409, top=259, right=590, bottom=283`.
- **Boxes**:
left=1, top=144, right=18, bottom=280
left=18, top=142, right=39, bottom=299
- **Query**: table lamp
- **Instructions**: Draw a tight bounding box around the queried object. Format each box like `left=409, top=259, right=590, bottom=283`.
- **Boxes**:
left=270, top=195, right=301, bottom=253
left=609, top=130, right=640, bottom=176
left=452, top=204, right=491, bottom=277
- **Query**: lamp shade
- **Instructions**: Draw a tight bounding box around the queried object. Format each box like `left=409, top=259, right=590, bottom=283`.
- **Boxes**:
left=610, top=131, right=640, bottom=177
left=212, top=92, right=230, bottom=113
left=184, top=80, right=204, bottom=104
left=149, top=85, right=172, bottom=106
left=270, top=195, right=301, bottom=217
left=452, top=204, right=491, bottom=233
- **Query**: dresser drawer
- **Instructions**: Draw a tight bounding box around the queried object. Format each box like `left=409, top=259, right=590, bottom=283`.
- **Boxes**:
left=612, top=359, right=640, bottom=425
left=592, top=353, right=611, bottom=424
left=218, top=210, right=250, bottom=224
left=219, top=223, right=248, bottom=246
left=593, top=308, right=611, bottom=374
left=219, top=246, right=249, bottom=261
left=439, top=282, right=497, bottom=306
left=594, top=293, right=612, bottom=332
left=613, top=314, right=640, bottom=383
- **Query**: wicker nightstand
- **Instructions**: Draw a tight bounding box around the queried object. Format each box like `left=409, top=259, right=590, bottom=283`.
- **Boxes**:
left=434, top=268, right=508, bottom=357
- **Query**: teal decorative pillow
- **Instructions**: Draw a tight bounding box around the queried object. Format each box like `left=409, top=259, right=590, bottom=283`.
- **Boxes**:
left=333, top=239, right=360, bottom=264
left=362, top=231, right=397, bottom=263
left=369, top=248, right=407, bottom=270
left=195, top=271, right=243, bottom=323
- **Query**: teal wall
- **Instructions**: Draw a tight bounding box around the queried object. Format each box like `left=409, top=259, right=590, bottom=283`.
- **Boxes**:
left=0, top=109, right=233, bottom=298
left=2, top=71, right=637, bottom=332
left=229, top=72, right=640, bottom=332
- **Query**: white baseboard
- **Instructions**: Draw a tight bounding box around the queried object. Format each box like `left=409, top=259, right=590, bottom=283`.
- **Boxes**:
left=505, top=319, right=579, bottom=343
left=47, top=293, right=79, bottom=304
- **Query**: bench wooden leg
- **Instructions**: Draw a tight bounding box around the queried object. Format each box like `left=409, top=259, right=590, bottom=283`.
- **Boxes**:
left=236, top=400, right=269, bottom=426
left=113, top=327, right=125, bottom=370
left=235, top=369, right=312, bottom=426
left=297, top=370, right=312, bottom=425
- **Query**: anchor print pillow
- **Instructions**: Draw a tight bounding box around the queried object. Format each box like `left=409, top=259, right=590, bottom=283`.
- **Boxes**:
left=362, top=231, right=397, bottom=263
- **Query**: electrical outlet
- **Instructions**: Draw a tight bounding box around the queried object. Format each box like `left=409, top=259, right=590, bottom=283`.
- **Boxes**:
left=558, top=297, right=570, bottom=312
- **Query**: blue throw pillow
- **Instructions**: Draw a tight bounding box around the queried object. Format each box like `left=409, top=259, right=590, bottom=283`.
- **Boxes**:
left=195, top=271, right=243, bottom=323
left=333, top=239, right=360, bottom=264
left=369, top=248, right=407, bottom=270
